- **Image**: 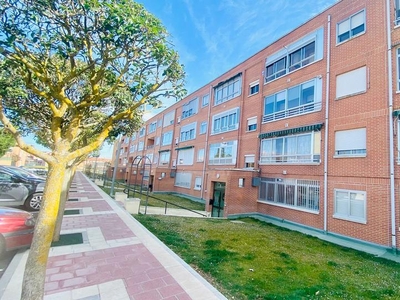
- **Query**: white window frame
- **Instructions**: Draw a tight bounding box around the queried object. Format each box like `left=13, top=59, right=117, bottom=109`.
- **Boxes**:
left=139, top=127, right=145, bottom=137
left=263, top=77, right=322, bottom=123
left=159, top=151, right=170, bottom=165
left=200, top=121, right=207, bottom=134
left=194, top=177, right=202, bottom=190
left=334, top=189, right=366, bottom=223
left=337, top=10, right=366, bottom=44
left=148, top=122, right=157, bottom=134
left=180, top=122, right=197, bottom=142
left=249, top=80, right=259, bottom=96
left=247, top=117, right=257, bottom=132
left=260, top=131, right=321, bottom=164
left=212, top=107, right=240, bottom=134
left=209, top=140, right=238, bottom=165
left=214, top=74, right=242, bottom=105
left=265, top=28, right=323, bottom=83
left=202, top=94, right=209, bottom=107
left=177, top=148, right=194, bottom=165
left=259, top=178, right=320, bottom=212
left=175, top=172, right=192, bottom=189
left=336, top=66, right=367, bottom=99
left=163, top=111, right=175, bottom=127
left=182, top=97, right=198, bottom=119
left=244, top=155, right=255, bottom=168
left=161, top=131, right=173, bottom=146
left=334, top=128, right=366, bottom=157
left=397, top=49, right=400, bottom=91
left=197, top=148, right=205, bottom=162
left=138, top=141, right=144, bottom=151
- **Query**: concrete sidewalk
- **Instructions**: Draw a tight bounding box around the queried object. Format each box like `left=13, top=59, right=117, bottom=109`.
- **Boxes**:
left=0, top=172, right=227, bottom=300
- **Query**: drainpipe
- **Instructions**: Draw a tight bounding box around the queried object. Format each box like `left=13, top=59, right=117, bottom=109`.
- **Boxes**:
left=323, top=15, right=331, bottom=233
left=200, top=85, right=213, bottom=202
left=385, top=0, right=397, bottom=250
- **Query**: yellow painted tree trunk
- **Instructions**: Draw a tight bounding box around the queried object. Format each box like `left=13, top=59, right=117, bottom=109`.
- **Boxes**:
left=53, top=165, right=76, bottom=242
left=21, top=161, right=67, bottom=299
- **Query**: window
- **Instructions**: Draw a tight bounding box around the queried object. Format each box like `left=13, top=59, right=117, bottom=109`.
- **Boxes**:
left=245, top=155, right=255, bottom=168
left=175, top=172, right=192, bottom=188
left=194, top=177, right=202, bottom=190
left=163, top=111, right=175, bottom=127
left=336, top=66, right=367, bottom=99
left=260, top=131, right=321, bottom=164
left=139, top=127, right=145, bottom=137
left=265, top=28, right=323, bottom=83
left=259, top=178, right=320, bottom=211
left=334, top=189, right=366, bottom=223
left=263, top=78, right=322, bottom=123
left=396, top=0, right=400, bottom=26
left=214, top=74, right=242, bottom=105
left=335, top=128, right=366, bottom=157
left=180, top=123, right=196, bottom=142
left=138, top=141, right=144, bottom=151
left=159, top=151, right=170, bottom=165
left=249, top=81, right=259, bottom=96
left=148, top=122, right=156, bottom=134
left=177, top=148, right=194, bottom=165
left=247, top=117, right=257, bottom=131
left=130, top=133, right=137, bottom=142
left=157, top=119, right=162, bottom=127
left=396, top=49, right=400, bottom=91
left=161, top=131, right=173, bottom=146
left=146, top=153, right=153, bottom=163
left=155, top=136, right=160, bottom=145
left=212, top=108, right=240, bottom=134
left=129, top=144, right=137, bottom=153
left=197, top=148, right=205, bottom=162
left=289, top=41, right=315, bottom=72
left=202, top=94, right=209, bottom=107
left=182, top=97, right=198, bottom=119
left=266, top=57, right=286, bottom=82
left=200, top=121, right=207, bottom=134
left=209, top=140, right=238, bottom=165
left=337, top=10, right=365, bottom=43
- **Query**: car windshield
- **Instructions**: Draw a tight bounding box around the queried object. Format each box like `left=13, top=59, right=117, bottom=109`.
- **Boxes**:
left=1, top=166, right=45, bottom=180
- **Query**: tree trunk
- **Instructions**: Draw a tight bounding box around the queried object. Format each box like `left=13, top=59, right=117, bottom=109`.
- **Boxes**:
left=52, top=165, right=76, bottom=242
left=21, top=162, right=66, bottom=300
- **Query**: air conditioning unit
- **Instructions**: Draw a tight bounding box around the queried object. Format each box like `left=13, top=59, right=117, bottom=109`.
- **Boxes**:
left=252, top=177, right=261, bottom=187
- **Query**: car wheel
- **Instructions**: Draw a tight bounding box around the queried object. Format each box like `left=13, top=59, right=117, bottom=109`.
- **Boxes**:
left=0, top=235, right=5, bottom=257
left=24, top=193, right=43, bottom=211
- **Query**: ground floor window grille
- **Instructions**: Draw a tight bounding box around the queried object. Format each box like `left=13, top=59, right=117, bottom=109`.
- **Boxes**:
left=259, top=178, right=319, bottom=211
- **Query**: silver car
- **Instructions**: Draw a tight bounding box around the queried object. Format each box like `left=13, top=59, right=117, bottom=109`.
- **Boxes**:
left=0, top=166, right=45, bottom=211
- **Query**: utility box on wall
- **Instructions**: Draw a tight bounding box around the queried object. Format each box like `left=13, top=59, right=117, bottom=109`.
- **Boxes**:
left=252, top=177, right=261, bottom=187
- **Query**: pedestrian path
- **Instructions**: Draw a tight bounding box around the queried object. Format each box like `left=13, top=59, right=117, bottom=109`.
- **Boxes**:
left=0, top=172, right=226, bottom=300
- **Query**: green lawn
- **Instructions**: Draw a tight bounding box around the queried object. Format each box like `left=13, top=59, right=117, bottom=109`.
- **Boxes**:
left=135, top=215, right=400, bottom=300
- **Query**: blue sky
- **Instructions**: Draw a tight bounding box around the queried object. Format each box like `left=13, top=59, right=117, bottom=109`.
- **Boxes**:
left=26, top=0, right=338, bottom=158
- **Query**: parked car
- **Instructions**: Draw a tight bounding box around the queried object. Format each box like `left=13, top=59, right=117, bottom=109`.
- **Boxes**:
left=0, top=207, right=35, bottom=256
left=0, top=166, right=45, bottom=211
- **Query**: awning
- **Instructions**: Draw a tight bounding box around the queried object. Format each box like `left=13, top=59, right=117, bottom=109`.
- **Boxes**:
left=175, top=146, right=194, bottom=151
left=259, top=123, right=324, bottom=139
left=158, top=149, right=170, bottom=153
left=214, top=72, right=242, bottom=88
left=393, top=110, right=400, bottom=117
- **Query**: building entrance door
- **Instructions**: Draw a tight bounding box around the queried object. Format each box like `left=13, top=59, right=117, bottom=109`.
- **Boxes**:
left=211, top=182, right=225, bottom=217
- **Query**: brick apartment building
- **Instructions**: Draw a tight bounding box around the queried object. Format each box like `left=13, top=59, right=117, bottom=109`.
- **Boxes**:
left=113, top=0, right=400, bottom=251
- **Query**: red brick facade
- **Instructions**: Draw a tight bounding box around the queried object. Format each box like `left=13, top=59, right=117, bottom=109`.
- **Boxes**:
left=113, top=0, right=400, bottom=250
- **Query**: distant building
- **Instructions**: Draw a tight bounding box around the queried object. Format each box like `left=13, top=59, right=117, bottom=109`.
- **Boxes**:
left=0, top=147, right=46, bottom=168
left=113, top=0, right=400, bottom=251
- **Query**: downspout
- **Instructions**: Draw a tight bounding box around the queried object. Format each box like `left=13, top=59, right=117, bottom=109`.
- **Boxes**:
left=385, top=0, right=397, bottom=250
left=200, top=85, right=213, bottom=202
left=323, top=15, right=331, bottom=233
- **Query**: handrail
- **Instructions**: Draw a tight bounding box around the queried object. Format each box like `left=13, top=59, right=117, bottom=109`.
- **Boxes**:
left=124, top=187, right=207, bottom=217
